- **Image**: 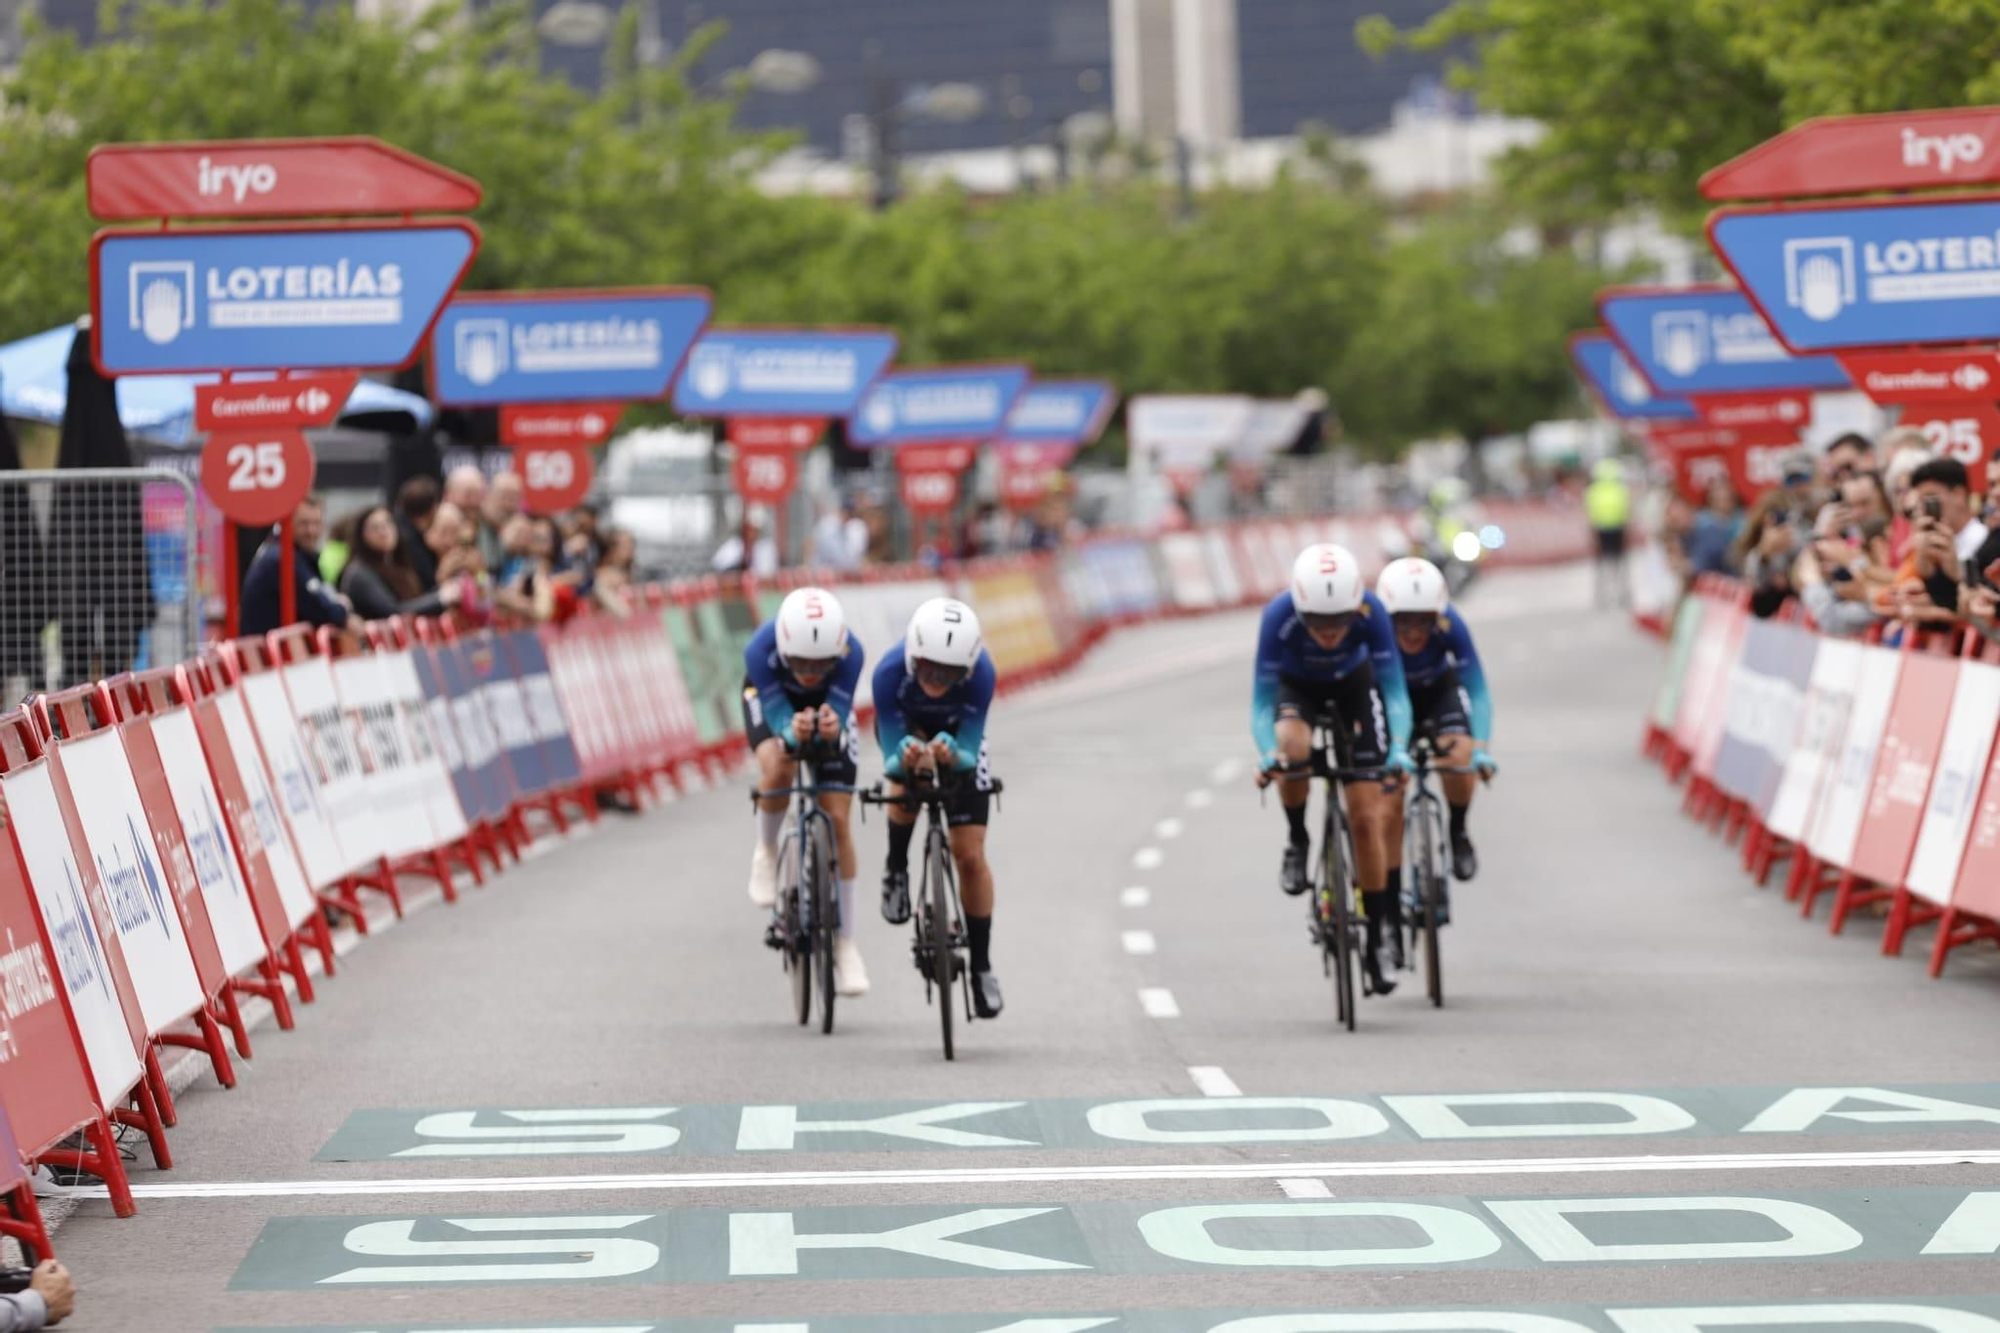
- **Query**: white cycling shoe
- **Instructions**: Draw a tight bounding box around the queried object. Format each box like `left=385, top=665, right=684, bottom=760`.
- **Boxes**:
left=747, top=844, right=778, bottom=908
left=835, top=936, right=871, bottom=996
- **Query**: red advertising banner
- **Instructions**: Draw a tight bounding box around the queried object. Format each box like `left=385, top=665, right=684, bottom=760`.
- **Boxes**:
left=1690, top=391, right=1811, bottom=432
left=200, top=429, right=316, bottom=526
left=1840, top=349, right=2000, bottom=404
left=195, top=373, right=358, bottom=431
left=519, top=446, right=594, bottom=514
left=0, top=830, right=101, bottom=1157
left=900, top=469, right=962, bottom=517
left=1727, top=439, right=1798, bottom=502
left=725, top=416, right=826, bottom=451
left=499, top=402, right=624, bottom=449
left=732, top=445, right=799, bottom=506
left=87, top=137, right=482, bottom=220
left=997, top=441, right=1079, bottom=512
left=1647, top=423, right=1798, bottom=452
left=1674, top=449, right=1733, bottom=503
left=1853, top=652, right=1960, bottom=888
left=1895, top=401, right=2000, bottom=487
left=1701, top=107, right=2000, bottom=201
left=893, top=443, right=978, bottom=475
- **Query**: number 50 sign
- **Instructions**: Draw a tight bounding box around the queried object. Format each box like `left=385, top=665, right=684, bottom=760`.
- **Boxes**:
left=200, top=428, right=315, bottom=525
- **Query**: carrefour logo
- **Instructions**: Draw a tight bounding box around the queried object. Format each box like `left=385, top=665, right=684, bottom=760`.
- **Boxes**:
left=129, top=259, right=405, bottom=347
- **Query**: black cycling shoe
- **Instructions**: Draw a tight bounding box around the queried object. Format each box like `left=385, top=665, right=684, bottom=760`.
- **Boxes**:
left=971, top=969, right=1004, bottom=1018
left=1450, top=831, right=1478, bottom=883
left=881, top=868, right=912, bottom=925
left=1364, top=935, right=1400, bottom=996
left=1280, top=843, right=1310, bottom=896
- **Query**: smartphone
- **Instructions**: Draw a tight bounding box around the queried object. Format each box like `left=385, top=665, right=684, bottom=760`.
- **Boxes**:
left=1829, top=566, right=1855, bottom=584
left=1924, top=496, right=1944, bottom=521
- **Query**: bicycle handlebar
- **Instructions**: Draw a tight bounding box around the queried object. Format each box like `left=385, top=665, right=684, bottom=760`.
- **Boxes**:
left=860, top=775, right=1006, bottom=810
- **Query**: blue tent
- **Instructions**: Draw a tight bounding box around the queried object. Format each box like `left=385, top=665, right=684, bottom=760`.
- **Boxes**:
left=0, top=323, right=434, bottom=445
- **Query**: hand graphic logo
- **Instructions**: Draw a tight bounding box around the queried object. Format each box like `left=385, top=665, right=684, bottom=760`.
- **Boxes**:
left=1797, top=254, right=1845, bottom=322
left=141, top=278, right=186, bottom=345
left=1784, top=238, right=1854, bottom=324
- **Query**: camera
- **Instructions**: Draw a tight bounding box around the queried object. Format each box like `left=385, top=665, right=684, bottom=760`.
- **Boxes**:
left=0, top=1268, right=29, bottom=1295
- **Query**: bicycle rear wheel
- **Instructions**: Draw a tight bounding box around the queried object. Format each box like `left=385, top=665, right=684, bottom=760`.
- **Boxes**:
left=928, top=828, right=956, bottom=1061
left=1414, top=797, right=1444, bottom=1008
left=1323, top=791, right=1356, bottom=1032
left=805, top=817, right=837, bottom=1035
left=779, top=830, right=810, bottom=1027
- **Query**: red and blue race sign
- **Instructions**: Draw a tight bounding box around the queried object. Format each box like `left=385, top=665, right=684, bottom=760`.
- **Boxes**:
left=428, top=288, right=712, bottom=406
left=1709, top=194, right=2000, bottom=354
left=90, top=221, right=479, bottom=375
left=1568, top=332, right=1697, bottom=422
left=1004, top=378, right=1118, bottom=446
left=1597, top=286, right=1849, bottom=395
left=672, top=328, right=898, bottom=417
left=849, top=363, right=1031, bottom=446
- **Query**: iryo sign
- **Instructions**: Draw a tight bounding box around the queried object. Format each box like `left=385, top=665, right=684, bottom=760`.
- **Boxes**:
left=87, top=137, right=483, bottom=220
left=1709, top=193, right=2000, bottom=353
left=430, top=289, right=711, bottom=406
left=1702, top=106, right=2000, bottom=201
left=91, top=222, right=479, bottom=375
left=1597, top=286, right=1850, bottom=395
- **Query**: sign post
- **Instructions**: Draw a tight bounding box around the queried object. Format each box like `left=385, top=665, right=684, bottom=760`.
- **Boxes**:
left=88, top=135, right=482, bottom=638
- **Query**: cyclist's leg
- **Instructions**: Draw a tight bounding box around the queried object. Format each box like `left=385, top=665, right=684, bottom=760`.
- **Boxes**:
left=1430, top=674, right=1480, bottom=884
left=948, top=786, right=1001, bottom=1015
left=1273, top=678, right=1316, bottom=895
left=1336, top=667, right=1403, bottom=983
left=878, top=724, right=918, bottom=924
left=745, top=686, right=798, bottom=907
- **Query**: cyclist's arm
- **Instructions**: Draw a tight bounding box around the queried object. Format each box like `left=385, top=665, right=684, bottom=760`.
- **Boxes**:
left=873, top=657, right=915, bottom=779
left=1445, top=609, right=1494, bottom=744
left=824, top=638, right=865, bottom=729
left=1250, top=600, right=1285, bottom=760
left=743, top=627, right=798, bottom=749
left=936, top=655, right=996, bottom=770
left=1365, top=606, right=1414, bottom=754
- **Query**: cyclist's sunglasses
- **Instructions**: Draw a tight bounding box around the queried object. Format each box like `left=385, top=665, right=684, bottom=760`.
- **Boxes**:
left=1300, top=611, right=1358, bottom=636
left=1392, top=612, right=1437, bottom=634
left=913, top=657, right=970, bottom=690
left=785, top=655, right=838, bottom=683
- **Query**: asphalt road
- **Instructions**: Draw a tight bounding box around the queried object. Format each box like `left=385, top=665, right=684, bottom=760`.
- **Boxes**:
left=40, top=564, right=2000, bottom=1331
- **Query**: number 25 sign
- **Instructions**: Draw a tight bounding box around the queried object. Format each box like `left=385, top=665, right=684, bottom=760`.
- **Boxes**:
left=200, top=428, right=315, bottom=525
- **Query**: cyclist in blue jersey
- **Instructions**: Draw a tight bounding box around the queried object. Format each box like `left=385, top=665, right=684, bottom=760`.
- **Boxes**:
left=1254, top=544, right=1414, bottom=994
left=1377, top=557, right=1497, bottom=901
left=744, top=586, right=870, bottom=996
left=874, top=597, right=1004, bottom=1018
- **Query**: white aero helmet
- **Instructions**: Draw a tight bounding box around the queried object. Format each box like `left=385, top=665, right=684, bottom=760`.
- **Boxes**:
left=1290, top=544, right=1364, bottom=617
left=905, top=597, right=983, bottom=683
left=1376, top=557, right=1449, bottom=617
left=775, top=586, right=848, bottom=667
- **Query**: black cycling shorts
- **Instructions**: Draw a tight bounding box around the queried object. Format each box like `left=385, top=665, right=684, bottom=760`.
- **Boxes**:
left=1595, top=528, right=1628, bottom=558
left=1409, top=671, right=1473, bottom=739
left=876, top=727, right=993, bottom=827
left=1275, top=667, right=1389, bottom=771
left=743, top=681, right=859, bottom=786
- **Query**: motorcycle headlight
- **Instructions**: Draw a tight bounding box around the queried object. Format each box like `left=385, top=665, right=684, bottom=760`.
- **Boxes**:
left=1452, top=530, right=1483, bottom=563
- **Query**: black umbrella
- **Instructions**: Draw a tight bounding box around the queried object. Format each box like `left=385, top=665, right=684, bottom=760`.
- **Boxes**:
left=49, top=321, right=154, bottom=686
left=0, top=407, right=48, bottom=689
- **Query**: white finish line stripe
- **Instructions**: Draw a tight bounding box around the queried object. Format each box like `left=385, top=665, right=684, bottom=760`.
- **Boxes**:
left=76, top=1147, right=2000, bottom=1201
left=1279, top=1178, right=1333, bottom=1198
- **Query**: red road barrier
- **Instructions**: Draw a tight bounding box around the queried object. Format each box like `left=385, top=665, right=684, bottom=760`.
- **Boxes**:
left=1645, top=578, right=2000, bottom=976
left=0, top=1105, right=54, bottom=1262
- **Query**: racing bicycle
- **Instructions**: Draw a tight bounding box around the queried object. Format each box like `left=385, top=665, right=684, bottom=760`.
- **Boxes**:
left=753, top=740, right=853, bottom=1035
left=1263, top=708, right=1390, bottom=1033
left=1400, top=726, right=1480, bottom=1010
left=862, top=771, right=1004, bottom=1061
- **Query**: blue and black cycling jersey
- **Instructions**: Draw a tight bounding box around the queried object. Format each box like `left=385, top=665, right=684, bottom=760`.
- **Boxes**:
left=1396, top=605, right=1493, bottom=743
left=743, top=619, right=864, bottom=751
left=873, top=642, right=996, bottom=780
left=1251, top=590, right=1411, bottom=759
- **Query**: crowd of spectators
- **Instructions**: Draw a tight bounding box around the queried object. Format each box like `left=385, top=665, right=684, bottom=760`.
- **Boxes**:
left=1659, top=427, right=2000, bottom=642
left=238, top=464, right=641, bottom=641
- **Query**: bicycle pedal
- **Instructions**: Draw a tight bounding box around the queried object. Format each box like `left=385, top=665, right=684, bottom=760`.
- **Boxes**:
left=762, top=924, right=785, bottom=951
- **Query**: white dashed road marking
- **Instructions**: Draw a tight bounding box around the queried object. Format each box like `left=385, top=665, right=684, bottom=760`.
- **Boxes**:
left=1187, top=1066, right=1241, bottom=1097
left=1154, top=817, right=1184, bottom=840
left=1121, top=930, right=1157, bottom=956
left=1133, top=846, right=1163, bottom=870
left=1139, top=987, right=1181, bottom=1018
left=1120, top=886, right=1151, bottom=908
left=1279, top=1178, right=1333, bottom=1199
left=1211, top=758, right=1245, bottom=785
left=1185, top=789, right=1214, bottom=809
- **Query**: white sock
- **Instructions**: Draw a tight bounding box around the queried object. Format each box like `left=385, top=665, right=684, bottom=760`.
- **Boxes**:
left=837, top=877, right=858, bottom=939
left=757, top=808, right=785, bottom=851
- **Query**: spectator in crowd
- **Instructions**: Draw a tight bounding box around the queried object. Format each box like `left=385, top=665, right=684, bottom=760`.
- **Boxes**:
left=443, top=464, right=486, bottom=515
left=318, top=509, right=358, bottom=586
left=860, top=496, right=893, bottom=566
left=427, top=502, right=477, bottom=582
left=495, top=514, right=582, bottom=624
left=1683, top=477, right=1745, bottom=578
left=1880, top=429, right=1934, bottom=557
left=1905, top=456, right=1991, bottom=618
left=477, top=470, right=525, bottom=570
left=1737, top=489, right=1807, bottom=616
left=810, top=494, right=869, bottom=572
left=1821, top=432, right=1875, bottom=487
left=1027, top=474, right=1083, bottom=551
left=337, top=505, right=462, bottom=621
left=1585, top=458, right=1632, bottom=608
left=395, top=475, right=443, bottom=591
left=240, top=494, right=353, bottom=637
left=1, top=1259, right=74, bottom=1329
left=960, top=502, right=1009, bottom=560
left=593, top=527, right=638, bottom=616
left=1794, top=491, right=1889, bottom=637
left=560, top=503, right=605, bottom=578
left=712, top=506, right=779, bottom=577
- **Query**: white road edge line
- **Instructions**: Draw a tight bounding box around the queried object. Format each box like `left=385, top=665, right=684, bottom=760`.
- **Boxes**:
left=1187, top=1066, right=1240, bottom=1097
left=1132, top=847, right=1163, bottom=870
left=76, top=1147, right=2000, bottom=1201
left=1119, top=886, right=1151, bottom=908
left=1121, top=930, right=1157, bottom=956
left=1279, top=1178, right=1333, bottom=1199
left=1138, top=987, right=1180, bottom=1017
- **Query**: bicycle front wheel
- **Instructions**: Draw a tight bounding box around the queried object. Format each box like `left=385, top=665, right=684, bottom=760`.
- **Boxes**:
left=1323, top=791, right=1356, bottom=1032
left=805, top=817, right=837, bottom=1035
left=1414, top=796, right=1444, bottom=1008
left=781, top=829, right=811, bottom=1028
left=928, top=828, right=956, bottom=1061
